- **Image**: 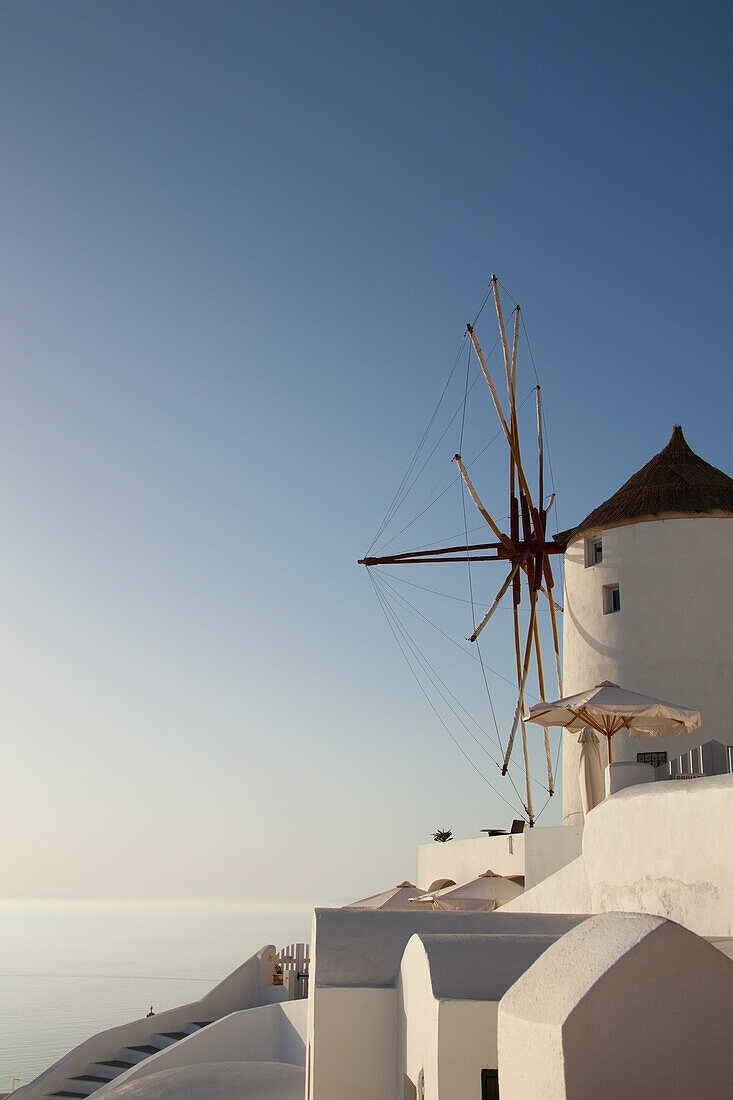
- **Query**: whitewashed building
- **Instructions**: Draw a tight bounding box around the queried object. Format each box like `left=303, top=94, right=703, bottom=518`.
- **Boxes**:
left=559, top=424, right=733, bottom=823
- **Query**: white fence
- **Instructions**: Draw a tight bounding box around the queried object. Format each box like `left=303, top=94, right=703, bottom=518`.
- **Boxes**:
left=278, top=941, right=310, bottom=999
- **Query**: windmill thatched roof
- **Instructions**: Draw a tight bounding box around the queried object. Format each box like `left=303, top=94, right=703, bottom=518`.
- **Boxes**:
left=556, top=425, right=733, bottom=546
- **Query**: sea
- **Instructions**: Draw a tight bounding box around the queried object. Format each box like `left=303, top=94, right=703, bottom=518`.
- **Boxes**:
left=0, top=897, right=314, bottom=1092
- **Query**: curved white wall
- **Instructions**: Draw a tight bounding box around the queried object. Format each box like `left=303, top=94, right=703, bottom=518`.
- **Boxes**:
left=497, top=912, right=733, bottom=1100
left=504, top=774, right=733, bottom=938
left=562, top=516, right=733, bottom=823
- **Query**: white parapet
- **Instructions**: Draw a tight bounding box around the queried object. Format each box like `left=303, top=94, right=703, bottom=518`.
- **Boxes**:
left=94, top=1000, right=308, bottom=1097
left=417, top=824, right=583, bottom=893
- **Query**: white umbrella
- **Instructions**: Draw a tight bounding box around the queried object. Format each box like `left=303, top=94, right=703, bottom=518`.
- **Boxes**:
left=409, top=870, right=523, bottom=911
left=525, top=680, right=701, bottom=764
left=577, top=726, right=604, bottom=815
left=345, top=881, right=424, bottom=910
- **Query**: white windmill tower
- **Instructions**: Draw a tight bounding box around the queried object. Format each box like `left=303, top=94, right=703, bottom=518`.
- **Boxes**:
left=558, top=425, right=733, bottom=825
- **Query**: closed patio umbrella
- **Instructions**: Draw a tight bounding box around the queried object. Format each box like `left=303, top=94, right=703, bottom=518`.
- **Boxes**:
left=577, top=726, right=604, bottom=815
left=525, top=680, right=701, bottom=765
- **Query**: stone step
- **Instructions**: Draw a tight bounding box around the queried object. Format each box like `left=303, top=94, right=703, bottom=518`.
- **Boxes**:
left=119, top=1044, right=161, bottom=1062
left=53, top=1082, right=98, bottom=1099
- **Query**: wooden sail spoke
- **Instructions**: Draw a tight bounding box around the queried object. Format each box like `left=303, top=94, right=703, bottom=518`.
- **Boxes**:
left=510, top=305, right=520, bottom=405
left=520, top=491, right=533, bottom=542
left=503, top=587, right=539, bottom=773
left=519, top=715, right=534, bottom=826
left=532, top=593, right=554, bottom=795
left=468, top=561, right=522, bottom=643
left=536, top=386, right=545, bottom=517
left=466, top=318, right=537, bottom=523
left=453, top=455, right=516, bottom=554
left=548, top=592, right=563, bottom=696
left=542, top=553, right=555, bottom=592
left=492, top=274, right=513, bottom=389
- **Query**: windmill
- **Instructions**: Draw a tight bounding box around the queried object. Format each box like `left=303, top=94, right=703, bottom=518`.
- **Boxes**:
left=359, top=276, right=563, bottom=825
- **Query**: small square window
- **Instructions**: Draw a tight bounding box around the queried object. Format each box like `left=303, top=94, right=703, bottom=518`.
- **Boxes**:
left=585, top=536, right=603, bottom=567
left=603, top=583, right=620, bottom=613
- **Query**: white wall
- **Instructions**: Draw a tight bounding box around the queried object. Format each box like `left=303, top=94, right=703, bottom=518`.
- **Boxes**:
left=417, top=833, right=525, bottom=890
left=524, top=825, right=583, bottom=889
left=307, top=909, right=584, bottom=1100
left=562, top=517, right=733, bottom=823
left=498, top=912, right=733, bottom=1099
left=398, top=931, right=564, bottom=1099
left=417, top=824, right=582, bottom=894
left=503, top=774, right=733, bottom=937
left=397, top=936, right=439, bottom=1099
left=93, top=1001, right=307, bottom=1098
left=307, top=987, right=397, bottom=1100
left=581, top=773, right=733, bottom=936
left=501, top=855, right=591, bottom=915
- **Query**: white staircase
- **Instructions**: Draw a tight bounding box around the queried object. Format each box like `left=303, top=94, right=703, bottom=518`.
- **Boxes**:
left=44, top=1022, right=210, bottom=1098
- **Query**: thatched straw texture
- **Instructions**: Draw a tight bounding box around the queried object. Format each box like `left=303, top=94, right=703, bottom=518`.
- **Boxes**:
left=556, top=425, right=733, bottom=546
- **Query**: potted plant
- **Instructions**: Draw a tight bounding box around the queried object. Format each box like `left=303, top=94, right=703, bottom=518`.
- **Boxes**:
left=273, top=963, right=284, bottom=986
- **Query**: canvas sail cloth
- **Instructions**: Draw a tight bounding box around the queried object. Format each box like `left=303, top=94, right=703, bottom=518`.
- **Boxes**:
left=410, top=870, right=523, bottom=912
left=525, top=680, right=701, bottom=764
left=345, top=881, right=425, bottom=910
left=577, top=726, right=604, bottom=815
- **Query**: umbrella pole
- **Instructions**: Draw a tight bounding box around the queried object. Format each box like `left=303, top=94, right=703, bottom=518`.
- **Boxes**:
left=605, top=733, right=613, bottom=764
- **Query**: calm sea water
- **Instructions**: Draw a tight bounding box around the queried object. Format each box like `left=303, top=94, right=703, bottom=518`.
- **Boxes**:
left=0, top=898, right=312, bottom=1091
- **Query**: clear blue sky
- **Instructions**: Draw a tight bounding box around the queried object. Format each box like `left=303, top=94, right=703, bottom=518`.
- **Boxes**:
left=2, top=1, right=731, bottom=909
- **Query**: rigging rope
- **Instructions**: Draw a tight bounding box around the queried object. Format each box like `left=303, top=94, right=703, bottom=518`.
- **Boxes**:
left=369, top=571, right=527, bottom=819
left=372, top=382, right=537, bottom=558
left=370, top=571, right=551, bottom=800
left=367, top=333, right=469, bottom=554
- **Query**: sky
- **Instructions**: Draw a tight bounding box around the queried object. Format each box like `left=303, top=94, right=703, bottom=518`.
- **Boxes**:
left=1, top=1, right=731, bottom=913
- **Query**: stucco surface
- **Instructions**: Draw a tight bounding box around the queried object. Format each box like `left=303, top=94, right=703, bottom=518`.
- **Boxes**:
left=398, top=933, right=559, bottom=1099
left=502, top=775, right=733, bottom=936
left=501, top=855, right=591, bottom=915
left=413, top=932, right=559, bottom=1000
left=398, top=936, right=439, bottom=1100
left=562, top=517, right=733, bottom=823
left=498, top=912, right=733, bottom=1099
left=307, top=986, right=396, bottom=1100
left=417, top=825, right=583, bottom=893
left=417, top=832, right=525, bottom=887
left=397, top=933, right=560, bottom=1099
left=582, top=773, right=733, bottom=936
left=311, top=908, right=584, bottom=987
left=103, top=1062, right=304, bottom=1099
